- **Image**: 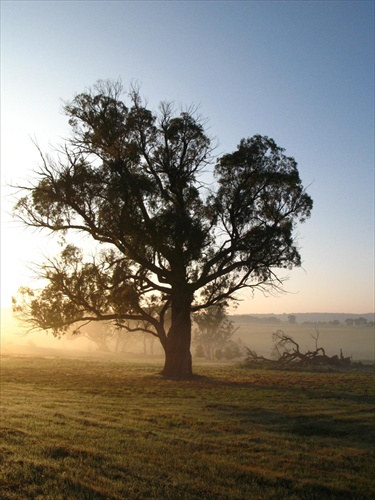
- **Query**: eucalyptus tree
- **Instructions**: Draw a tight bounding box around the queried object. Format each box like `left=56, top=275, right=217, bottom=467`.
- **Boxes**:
left=13, top=80, right=313, bottom=379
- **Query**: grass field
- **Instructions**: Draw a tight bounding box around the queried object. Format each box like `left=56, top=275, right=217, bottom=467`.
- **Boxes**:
left=1, top=356, right=374, bottom=499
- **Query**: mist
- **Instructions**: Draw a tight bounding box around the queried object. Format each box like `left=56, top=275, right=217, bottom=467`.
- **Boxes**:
left=1, top=307, right=374, bottom=363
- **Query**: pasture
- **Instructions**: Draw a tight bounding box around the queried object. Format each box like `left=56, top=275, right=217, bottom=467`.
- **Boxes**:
left=1, top=355, right=374, bottom=499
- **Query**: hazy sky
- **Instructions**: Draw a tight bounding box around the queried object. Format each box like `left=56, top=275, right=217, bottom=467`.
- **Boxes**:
left=1, top=0, right=374, bottom=314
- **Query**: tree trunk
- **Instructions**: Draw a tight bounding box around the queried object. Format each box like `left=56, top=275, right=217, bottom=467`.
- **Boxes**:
left=160, top=288, right=193, bottom=379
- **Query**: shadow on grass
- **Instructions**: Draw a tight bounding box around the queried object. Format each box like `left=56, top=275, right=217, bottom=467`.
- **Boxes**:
left=203, top=401, right=375, bottom=448
left=1, top=460, right=109, bottom=500
left=180, top=371, right=375, bottom=407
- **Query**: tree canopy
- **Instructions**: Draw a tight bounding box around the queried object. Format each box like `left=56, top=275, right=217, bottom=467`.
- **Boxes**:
left=13, top=80, right=313, bottom=378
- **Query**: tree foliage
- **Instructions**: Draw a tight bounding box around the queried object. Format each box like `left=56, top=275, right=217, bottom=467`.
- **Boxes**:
left=13, top=80, right=313, bottom=378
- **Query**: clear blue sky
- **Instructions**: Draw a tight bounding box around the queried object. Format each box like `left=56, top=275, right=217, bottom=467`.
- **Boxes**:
left=1, top=0, right=374, bottom=314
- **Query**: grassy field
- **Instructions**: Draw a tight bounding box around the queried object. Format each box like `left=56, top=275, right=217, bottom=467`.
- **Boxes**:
left=1, top=356, right=374, bottom=499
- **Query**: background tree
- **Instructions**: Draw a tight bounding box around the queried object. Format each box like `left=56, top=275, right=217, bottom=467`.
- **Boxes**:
left=77, top=321, right=113, bottom=352
left=193, top=304, right=239, bottom=360
left=354, top=317, right=368, bottom=327
left=288, top=314, right=297, bottom=325
left=13, top=80, right=313, bottom=379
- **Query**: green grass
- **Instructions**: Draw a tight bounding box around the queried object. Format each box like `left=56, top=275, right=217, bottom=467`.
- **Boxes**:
left=1, top=356, right=374, bottom=499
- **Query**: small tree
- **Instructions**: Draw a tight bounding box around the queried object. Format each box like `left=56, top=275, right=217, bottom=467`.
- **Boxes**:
left=193, top=304, right=238, bottom=360
left=288, top=314, right=297, bottom=325
left=79, top=321, right=113, bottom=352
left=64, top=321, right=115, bottom=351
left=13, top=80, right=313, bottom=379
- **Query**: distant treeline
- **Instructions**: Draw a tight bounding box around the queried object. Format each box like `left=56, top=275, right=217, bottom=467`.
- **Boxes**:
left=229, top=313, right=375, bottom=326
left=229, top=315, right=282, bottom=325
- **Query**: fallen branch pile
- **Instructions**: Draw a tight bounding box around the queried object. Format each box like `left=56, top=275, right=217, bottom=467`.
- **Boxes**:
left=245, top=330, right=352, bottom=369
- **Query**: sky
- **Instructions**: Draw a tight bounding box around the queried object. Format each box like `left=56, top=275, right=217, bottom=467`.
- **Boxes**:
left=1, top=0, right=374, bottom=315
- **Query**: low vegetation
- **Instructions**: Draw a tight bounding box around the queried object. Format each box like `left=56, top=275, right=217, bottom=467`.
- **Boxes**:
left=1, top=355, right=374, bottom=499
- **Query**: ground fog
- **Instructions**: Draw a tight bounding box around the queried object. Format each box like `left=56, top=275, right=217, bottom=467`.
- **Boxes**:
left=1, top=308, right=373, bottom=363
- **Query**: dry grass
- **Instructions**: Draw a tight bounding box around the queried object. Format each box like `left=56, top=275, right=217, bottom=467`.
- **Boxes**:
left=1, top=355, right=374, bottom=499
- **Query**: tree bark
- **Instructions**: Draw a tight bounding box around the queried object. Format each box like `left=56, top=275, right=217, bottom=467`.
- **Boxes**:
left=160, top=288, right=193, bottom=379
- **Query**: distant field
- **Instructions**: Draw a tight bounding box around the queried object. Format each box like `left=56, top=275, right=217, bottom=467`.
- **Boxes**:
left=1, top=356, right=374, bottom=499
left=232, top=322, right=375, bottom=361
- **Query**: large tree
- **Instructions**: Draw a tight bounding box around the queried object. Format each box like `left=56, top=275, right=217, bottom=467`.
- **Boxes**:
left=13, top=80, right=313, bottom=379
